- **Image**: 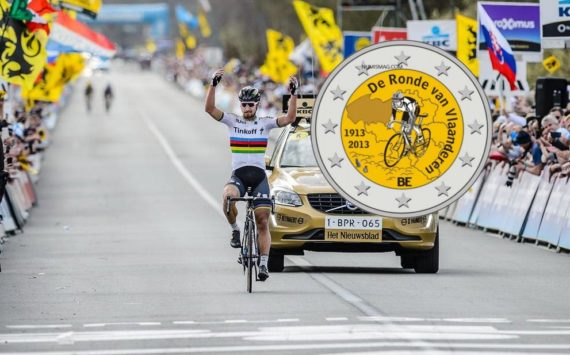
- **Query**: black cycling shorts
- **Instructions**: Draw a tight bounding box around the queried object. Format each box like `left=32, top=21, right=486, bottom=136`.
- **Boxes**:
left=226, top=166, right=271, bottom=209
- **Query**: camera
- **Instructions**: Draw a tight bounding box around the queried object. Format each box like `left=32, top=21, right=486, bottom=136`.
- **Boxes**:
left=505, top=162, right=517, bottom=187
left=550, top=131, right=562, bottom=139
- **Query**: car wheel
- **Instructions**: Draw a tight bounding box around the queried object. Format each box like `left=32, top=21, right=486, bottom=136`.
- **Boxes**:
left=413, top=227, right=439, bottom=274
left=268, top=249, right=285, bottom=272
left=400, top=255, right=415, bottom=269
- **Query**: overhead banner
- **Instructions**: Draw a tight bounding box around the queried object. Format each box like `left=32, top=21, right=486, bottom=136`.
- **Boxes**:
left=371, top=27, right=407, bottom=43
left=48, top=11, right=116, bottom=58
left=343, top=31, right=371, bottom=58
left=478, top=56, right=528, bottom=95
left=406, top=20, right=456, bottom=51
left=541, top=0, right=570, bottom=40
left=477, top=2, right=541, bottom=59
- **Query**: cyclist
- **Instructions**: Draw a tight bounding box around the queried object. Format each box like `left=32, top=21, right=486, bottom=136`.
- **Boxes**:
left=103, top=83, right=114, bottom=113
left=389, top=91, right=425, bottom=150
left=85, top=81, right=94, bottom=112
left=205, top=68, right=298, bottom=281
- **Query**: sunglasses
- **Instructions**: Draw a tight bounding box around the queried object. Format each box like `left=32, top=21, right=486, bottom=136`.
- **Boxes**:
left=241, top=102, right=256, bottom=108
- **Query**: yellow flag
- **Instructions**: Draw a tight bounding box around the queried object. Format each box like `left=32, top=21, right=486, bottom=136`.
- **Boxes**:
left=146, top=40, right=157, bottom=54
left=198, top=9, right=211, bottom=38
left=21, top=53, right=84, bottom=104
left=57, top=53, right=85, bottom=84
left=21, top=65, right=64, bottom=103
left=266, top=29, right=295, bottom=54
left=0, top=78, right=7, bottom=100
left=293, top=0, right=342, bottom=75
left=0, top=0, right=48, bottom=89
left=185, top=35, right=197, bottom=50
left=178, top=23, right=189, bottom=38
left=176, top=39, right=185, bottom=60
left=59, top=0, right=101, bottom=19
left=543, top=55, right=561, bottom=74
left=456, top=13, right=479, bottom=77
left=260, top=29, right=297, bottom=84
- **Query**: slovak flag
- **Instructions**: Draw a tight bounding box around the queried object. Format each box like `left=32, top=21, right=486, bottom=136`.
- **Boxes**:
left=478, top=4, right=517, bottom=90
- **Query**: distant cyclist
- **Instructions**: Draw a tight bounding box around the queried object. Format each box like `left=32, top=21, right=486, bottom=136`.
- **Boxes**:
left=104, top=84, right=114, bottom=113
left=204, top=68, right=298, bottom=281
left=85, top=81, right=94, bottom=112
left=389, top=91, right=425, bottom=147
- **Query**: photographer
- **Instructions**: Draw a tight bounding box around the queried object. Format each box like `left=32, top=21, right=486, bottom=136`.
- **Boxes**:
left=506, top=131, right=542, bottom=186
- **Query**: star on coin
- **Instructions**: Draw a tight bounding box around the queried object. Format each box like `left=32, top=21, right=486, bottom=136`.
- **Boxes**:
left=460, top=152, right=475, bottom=167
left=328, top=153, right=344, bottom=168
left=322, top=119, right=338, bottom=134
left=459, top=86, right=474, bottom=101
left=396, top=193, right=411, bottom=208
left=468, top=120, right=484, bottom=135
left=394, top=51, right=410, bottom=66
left=330, top=86, right=346, bottom=101
left=355, top=181, right=370, bottom=196
left=355, top=61, right=369, bottom=76
left=435, top=182, right=451, bottom=197
left=435, top=61, right=450, bottom=76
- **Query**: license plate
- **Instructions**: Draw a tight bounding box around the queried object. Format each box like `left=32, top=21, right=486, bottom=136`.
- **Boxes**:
left=324, top=216, right=382, bottom=242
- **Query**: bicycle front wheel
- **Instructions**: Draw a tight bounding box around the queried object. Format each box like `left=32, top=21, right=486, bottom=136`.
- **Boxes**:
left=246, top=220, right=254, bottom=293
left=384, top=133, right=406, bottom=167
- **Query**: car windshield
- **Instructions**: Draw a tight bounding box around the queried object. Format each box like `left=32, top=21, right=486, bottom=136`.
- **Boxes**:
left=280, top=130, right=318, bottom=168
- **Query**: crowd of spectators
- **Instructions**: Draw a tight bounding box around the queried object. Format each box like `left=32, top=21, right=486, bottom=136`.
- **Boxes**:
left=0, top=97, right=52, bottom=204
left=489, top=94, right=570, bottom=180
left=160, top=51, right=322, bottom=117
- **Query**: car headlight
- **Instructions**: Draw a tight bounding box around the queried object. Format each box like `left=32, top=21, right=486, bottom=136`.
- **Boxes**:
left=273, top=188, right=303, bottom=207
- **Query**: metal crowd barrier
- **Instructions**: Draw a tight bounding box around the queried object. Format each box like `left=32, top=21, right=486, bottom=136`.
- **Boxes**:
left=443, top=161, right=570, bottom=252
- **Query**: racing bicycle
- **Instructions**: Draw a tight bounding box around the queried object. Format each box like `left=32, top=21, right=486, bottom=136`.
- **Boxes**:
left=384, top=114, right=431, bottom=168
left=226, top=189, right=275, bottom=293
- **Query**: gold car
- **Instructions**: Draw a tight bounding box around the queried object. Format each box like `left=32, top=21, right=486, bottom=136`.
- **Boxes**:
left=266, top=123, right=439, bottom=273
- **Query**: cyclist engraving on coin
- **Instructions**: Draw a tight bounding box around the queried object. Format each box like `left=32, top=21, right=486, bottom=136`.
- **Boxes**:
left=312, top=41, right=491, bottom=217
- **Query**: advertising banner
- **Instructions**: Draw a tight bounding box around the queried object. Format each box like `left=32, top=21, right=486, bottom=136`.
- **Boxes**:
left=406, top=20, right=456, bottom=51
left=343, top=31, right=372, bottom=58
left=541, top=0, right=570, bottom=39
left=478, top=2, right=541, bottom=56
left=371, top=26, right=407, bottom=43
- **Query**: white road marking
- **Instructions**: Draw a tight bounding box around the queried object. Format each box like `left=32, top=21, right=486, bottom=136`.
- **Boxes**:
left=56, top=332, right=74, bottom=345
left=359, top=317, right=512, bottom=324
left=286, top=256, right=379, bottom=316
left=528, top=319, right=570, bottom=323
left=359, top=316, right=425, bottom=322
left=0, top=324, right=537, bottom=344
left=224, top=320, right=247, bottom=324
left=172, top=321, right=196, bottom=325
left=326, top=317, right=349, bottom=321
left=6, top=325, right=72, bottom=330
left=83, top=322, right=161, bottom=328
left=0, top=342, right=569, bottom=355
left=141, top=113, right=223, bottom=218
left=443, top=318, right=511, bottom=323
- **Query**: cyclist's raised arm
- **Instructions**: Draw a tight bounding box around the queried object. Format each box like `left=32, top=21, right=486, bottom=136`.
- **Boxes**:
left=277, top=76, right=298, bottom=127
left=205, top=68, right=224, bottom=121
